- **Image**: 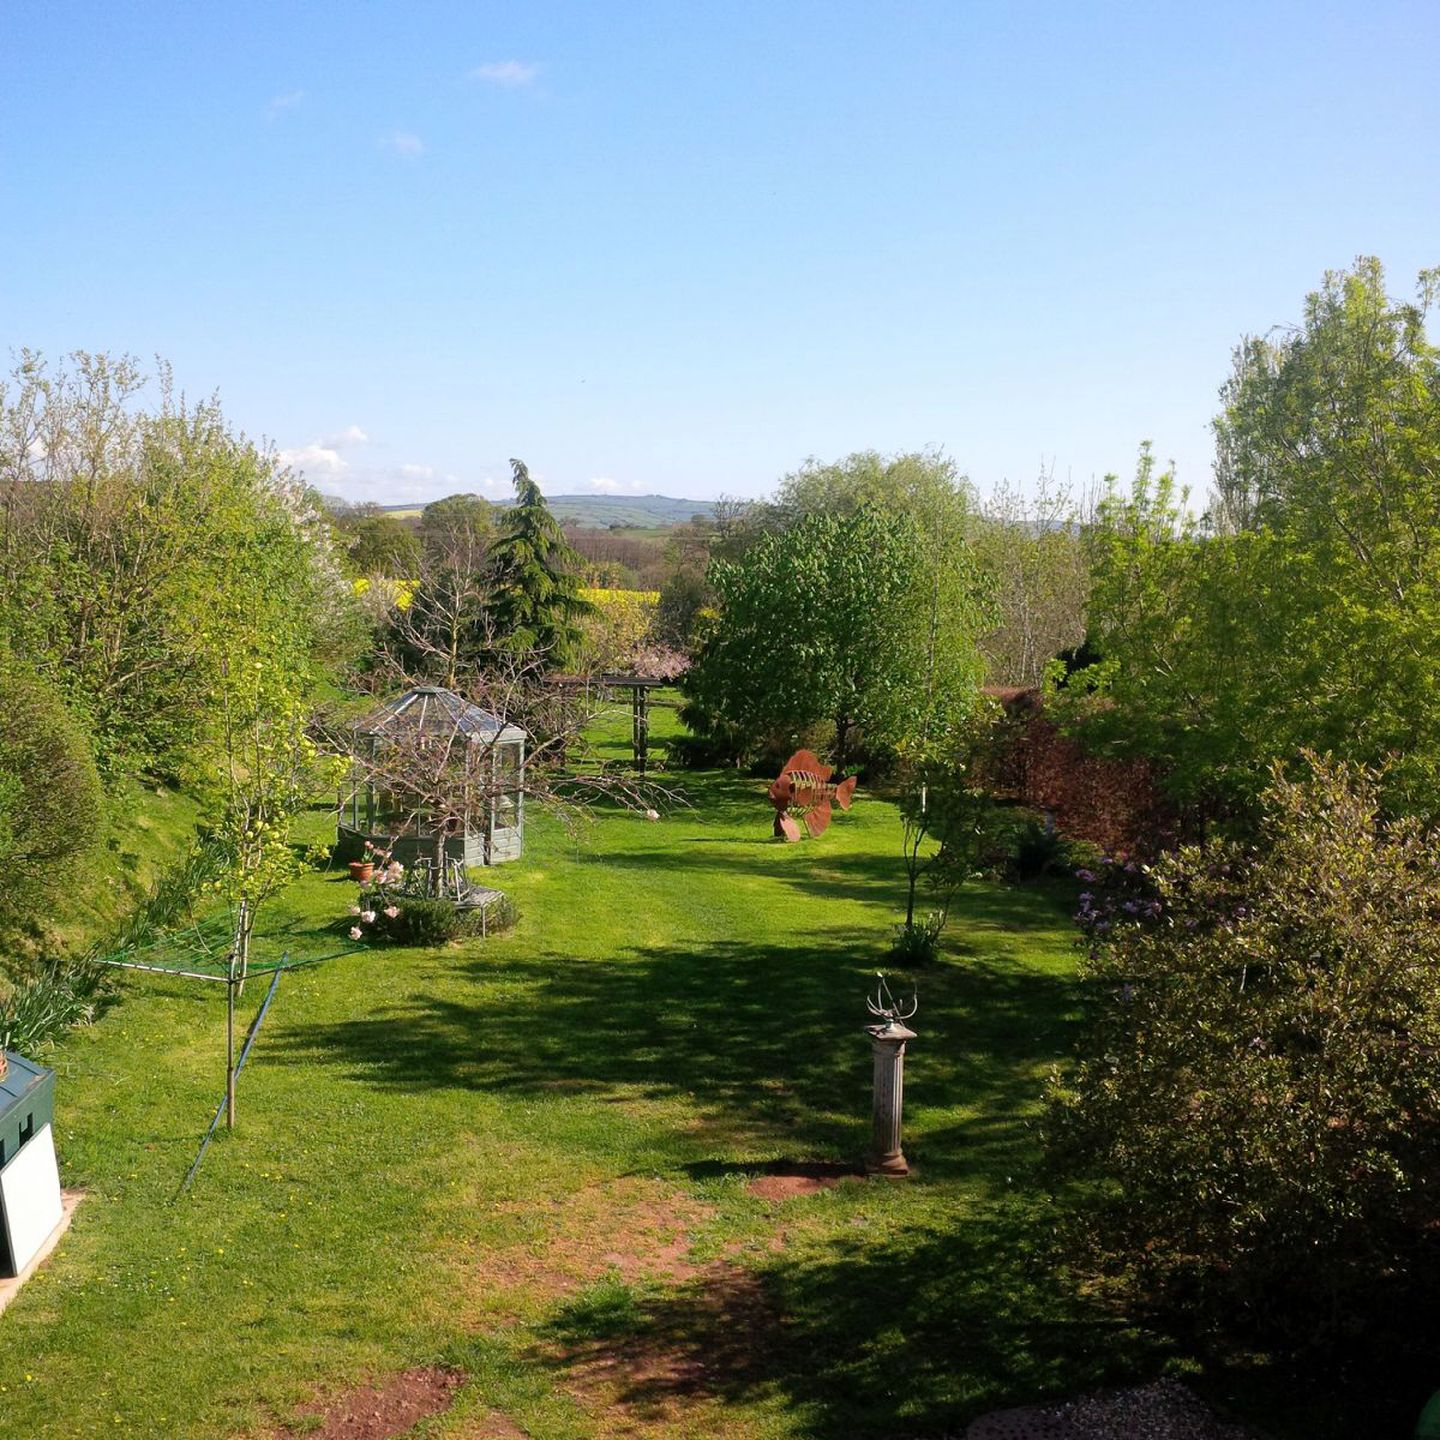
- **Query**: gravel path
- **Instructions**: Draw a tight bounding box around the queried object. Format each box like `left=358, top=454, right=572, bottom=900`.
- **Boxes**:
left=965, top=1378, right=1260, bottom=1440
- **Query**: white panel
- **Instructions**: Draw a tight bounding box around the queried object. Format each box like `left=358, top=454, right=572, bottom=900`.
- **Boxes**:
left=1, top=1124, right=63, bottom=1274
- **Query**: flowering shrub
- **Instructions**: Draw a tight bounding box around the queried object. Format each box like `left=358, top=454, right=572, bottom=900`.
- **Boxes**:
left=346, top=848, right=407, bottom=941
left=576, top=587, right=659, bottom=671
left=344, top=846, right=515, bottom=945
left=624, top=643, right=688, bottom=681
left=1070, top=855, right=1165, bottom=957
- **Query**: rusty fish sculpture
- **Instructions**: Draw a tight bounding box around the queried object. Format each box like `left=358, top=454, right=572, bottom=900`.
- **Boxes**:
left=768, top=750, right=858, bottom=841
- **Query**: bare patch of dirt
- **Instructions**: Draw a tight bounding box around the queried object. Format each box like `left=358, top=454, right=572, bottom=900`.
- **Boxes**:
left=553, top=1264, right=778, bottom=1437
left=466, top=1411, right=528, bottom=1439
left=745, top=1159, right=862, bottom=1200
left=281, top=1366, right=463, bottom=1440
left=471, top=1176, right=716, bottom=1318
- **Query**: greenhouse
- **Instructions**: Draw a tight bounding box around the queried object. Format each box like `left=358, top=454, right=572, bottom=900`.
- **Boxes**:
left=336, top=686, right=526, bottom=868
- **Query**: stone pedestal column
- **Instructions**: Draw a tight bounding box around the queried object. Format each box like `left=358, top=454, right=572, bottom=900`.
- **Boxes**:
left=866, top=1019, right=916, bottom=1177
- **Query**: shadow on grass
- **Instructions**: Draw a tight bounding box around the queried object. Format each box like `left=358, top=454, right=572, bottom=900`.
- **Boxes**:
left=258, top=862, right=1171, bottom=1436
left=539, top=1206, right=1163, bottom=1439
left=265, top=898, right=1083, bottom=1180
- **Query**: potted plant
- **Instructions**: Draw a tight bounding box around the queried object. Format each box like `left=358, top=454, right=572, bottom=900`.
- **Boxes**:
left=348, top=859, right=374, bottom=884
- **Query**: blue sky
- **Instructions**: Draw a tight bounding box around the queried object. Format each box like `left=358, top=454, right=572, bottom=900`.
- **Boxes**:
left=3, top=2, right=1438, bottom=504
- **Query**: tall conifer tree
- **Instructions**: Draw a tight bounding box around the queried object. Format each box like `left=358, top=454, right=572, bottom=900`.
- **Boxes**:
left=487, top=458, right=591, bottom=668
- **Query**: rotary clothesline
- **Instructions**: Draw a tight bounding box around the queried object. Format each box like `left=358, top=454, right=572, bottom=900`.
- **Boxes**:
left=95, top=905, right=367, bottom=1180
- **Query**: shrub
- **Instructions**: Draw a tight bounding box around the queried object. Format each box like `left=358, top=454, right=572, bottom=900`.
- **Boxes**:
left=889, top=913, right=944, bottom=966
left=369, top=896, right=462, bottom=946
left=1045, top=756, right=1440, bottom=1354
left=356, top=890, right=518, bottom=947
left=0, top=660, right=104, bottom=932
left=1006, top=814, right=1070, bottom=880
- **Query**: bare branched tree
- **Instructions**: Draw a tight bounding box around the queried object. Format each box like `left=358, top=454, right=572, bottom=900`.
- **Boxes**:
left=371, top=515, right=495, bottom=687
left=322, top=648, right=688, bottom=893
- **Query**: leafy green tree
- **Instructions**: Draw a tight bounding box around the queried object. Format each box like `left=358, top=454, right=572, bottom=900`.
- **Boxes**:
left=773, top=451, right=995, bottom=948
left=684, top=504, right=986, bottom=770
left=419, top=492, right=492, bottom=565
left=0, top=352, right=356, bottom=783
left=486, top=459, right=591, bottom=668
left=1046, top=756, right=1440, bottom=1352
left=348, top=513, right=420, bottom=576
left=776, top=448, right=976, bottom=544
left=1075, top=260, right=1440, bottom=820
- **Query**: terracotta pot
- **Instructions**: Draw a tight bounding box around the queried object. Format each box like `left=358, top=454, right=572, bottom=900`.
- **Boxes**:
left=348, top=860, right=375, bottom=884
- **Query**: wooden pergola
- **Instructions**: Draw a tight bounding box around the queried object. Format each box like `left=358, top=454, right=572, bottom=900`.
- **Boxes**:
left=550, top=672, right=670, bottom=773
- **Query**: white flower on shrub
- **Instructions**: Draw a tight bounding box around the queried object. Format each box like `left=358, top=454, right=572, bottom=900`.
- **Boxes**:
left=644, top=808, right=660, bottom=821
left=360, top=910, right=376, bottom=924
left=348, top=926, right=363, bottom=940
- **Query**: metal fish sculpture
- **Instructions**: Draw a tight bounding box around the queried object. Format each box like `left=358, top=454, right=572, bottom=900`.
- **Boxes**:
left=768, top=750, right=858, bottom=841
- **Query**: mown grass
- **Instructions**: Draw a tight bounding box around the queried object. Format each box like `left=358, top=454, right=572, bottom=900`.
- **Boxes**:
left=0, top=700, right=1312, bottom=1438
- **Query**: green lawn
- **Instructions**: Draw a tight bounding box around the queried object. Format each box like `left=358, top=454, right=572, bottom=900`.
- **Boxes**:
left=0, top=717, right=1239, bottom=1438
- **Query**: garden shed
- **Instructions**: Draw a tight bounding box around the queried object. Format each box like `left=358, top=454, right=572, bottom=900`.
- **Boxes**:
left=336, top=686, right=526, bottom=868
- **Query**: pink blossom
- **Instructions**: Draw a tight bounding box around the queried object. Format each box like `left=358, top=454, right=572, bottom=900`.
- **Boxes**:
left=360, top=910, right=376, bottom=924
left=348, top=904, right=360, bottom=916
left=348, top=926, right=363, bottom=940
left=384, top=905, right=399, bottom=919
left=644, top=809, right=660, bottom=822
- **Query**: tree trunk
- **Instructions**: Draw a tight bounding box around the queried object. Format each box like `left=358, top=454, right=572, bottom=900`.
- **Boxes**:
left=432, top=826, right=447, bottom=897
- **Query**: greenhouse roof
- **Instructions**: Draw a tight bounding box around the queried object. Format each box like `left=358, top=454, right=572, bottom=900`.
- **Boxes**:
left=353, top=686, right=525, bottom=744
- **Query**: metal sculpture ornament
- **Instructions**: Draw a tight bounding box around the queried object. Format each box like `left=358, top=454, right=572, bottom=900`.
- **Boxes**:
left=768, top=750, right=859, bottom=841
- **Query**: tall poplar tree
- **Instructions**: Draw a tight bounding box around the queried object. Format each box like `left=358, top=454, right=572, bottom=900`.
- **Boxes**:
left=486, top=458, right=591, bottom=668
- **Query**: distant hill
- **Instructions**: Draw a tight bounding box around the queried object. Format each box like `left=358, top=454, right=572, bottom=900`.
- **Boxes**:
left=375, top=493, right=722, bottom=529
left=546, top=494, right=722, bottom=528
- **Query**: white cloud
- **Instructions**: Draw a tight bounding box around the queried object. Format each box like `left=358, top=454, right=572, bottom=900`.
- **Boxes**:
left=280, top=436, right=508, bottom=504
left=380, top=130, right=425, bottom=158
left=279, top=420, right=512, bottom=501
left=279, top=442, right=348, bottom=479
left=469, top=60, right=539, bottom=87
left=265, top=89, right=306, bottom=120
left=584, top=476, right=647, bottom=495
